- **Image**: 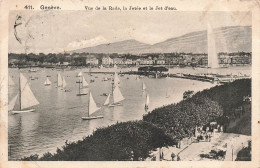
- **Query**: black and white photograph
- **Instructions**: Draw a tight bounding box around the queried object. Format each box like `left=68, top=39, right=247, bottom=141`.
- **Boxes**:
left=1, top=1, right=259, bottom=167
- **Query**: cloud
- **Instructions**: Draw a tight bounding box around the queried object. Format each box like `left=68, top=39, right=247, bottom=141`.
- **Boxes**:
left=66, top=35, right=109, bottom=50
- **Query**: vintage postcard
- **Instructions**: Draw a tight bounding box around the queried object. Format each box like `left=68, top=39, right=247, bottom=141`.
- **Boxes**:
left=0, top=0, right=259, bottom=168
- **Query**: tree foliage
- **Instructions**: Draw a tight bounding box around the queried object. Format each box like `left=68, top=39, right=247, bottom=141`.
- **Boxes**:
left=143, top=79, right=251, bottom=139
left=21, top=121, right=174, bottom=161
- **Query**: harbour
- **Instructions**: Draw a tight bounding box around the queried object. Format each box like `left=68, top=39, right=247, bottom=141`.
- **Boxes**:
left=8, top=66, right=251, bottom=160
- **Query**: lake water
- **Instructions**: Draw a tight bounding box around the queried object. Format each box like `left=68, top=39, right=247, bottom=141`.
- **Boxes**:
left=8, top=66, right=251, bottom=160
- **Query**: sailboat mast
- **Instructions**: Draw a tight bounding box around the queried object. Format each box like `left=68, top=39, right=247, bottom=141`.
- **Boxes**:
left=57, top=74, right=58, bottom=87
left=78, top=79, right=81, bottom=94
left=112, top=82, right=114, bottom=96
left=82, top=76, right=83, bottom=88
left=19, top=73, right=21, bottom=110
left=88, top=94, right=90, bottom=117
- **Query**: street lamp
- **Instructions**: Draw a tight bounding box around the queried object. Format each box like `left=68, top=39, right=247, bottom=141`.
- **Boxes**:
left=231, top=144, right=234, bottom=161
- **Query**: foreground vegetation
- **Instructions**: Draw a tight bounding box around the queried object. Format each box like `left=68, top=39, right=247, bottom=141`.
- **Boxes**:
left=236, top=141, right=251, bottom=161
left=143, top=79, right=251, bottom=139
left=21, top=79, right=251, bottom=161
left=21, top=121, right=174, bottom=161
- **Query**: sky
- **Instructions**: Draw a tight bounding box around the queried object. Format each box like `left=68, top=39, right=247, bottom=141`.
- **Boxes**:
left=9, top=10, right=251, bottom=54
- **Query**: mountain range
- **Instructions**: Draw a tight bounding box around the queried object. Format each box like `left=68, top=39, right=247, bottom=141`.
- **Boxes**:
left=69, top=26, right=251, bottom=54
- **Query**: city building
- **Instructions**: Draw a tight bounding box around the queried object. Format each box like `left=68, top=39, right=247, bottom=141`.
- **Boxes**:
left=113, top=58, right=124, bottom=65
left=102, top=56, right=113, bottom=65
left=86, top=56, right=99, bottom=65
left=124, top=59, right=133, bottom=65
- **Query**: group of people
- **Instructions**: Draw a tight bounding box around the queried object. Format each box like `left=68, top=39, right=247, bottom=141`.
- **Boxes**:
left=171, top=152, right=180, bottom=161
left=195, top=124, right=224, bottom=142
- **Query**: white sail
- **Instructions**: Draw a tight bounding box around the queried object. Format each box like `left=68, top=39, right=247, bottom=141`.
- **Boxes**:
left=145, top=93, right=150, bottom=106
left=114, top=64, right=117, bottom=68
left=62, top=77, right=67, bottom=89
left=142, top=82, right=146, bottom=90
left=57, top=73, right=62, bottom=87
left=8, top=94, right=18, bottom=111
left=44, top=77, right=51, bottom=85
left=113, top=86, right=125, bottom=104
left=100, top=65, right=103, bottom=69
left=82, top=76, right=88, bottom=87
left=114, top=72, right=120, bottom=86
left=78, top=72, right=82, bottom=77
left=104, top=94, right=110, bottom=105
left=20, top=73, right=39, bottom=110
left=88, top=92, right=101, bottom=116
left=207, top=23, right=219, bottom=68
left=46, top=78, right=51, bottom=84
left=9, top=75, right=15, bottom=86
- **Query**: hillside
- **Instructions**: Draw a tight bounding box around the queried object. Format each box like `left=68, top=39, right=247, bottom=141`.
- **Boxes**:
left=70, top=39, right=150, bottom=54
left=70, top=26, right=251, bottom=54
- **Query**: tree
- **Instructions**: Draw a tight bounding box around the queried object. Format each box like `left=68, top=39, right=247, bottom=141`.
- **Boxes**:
left=183, top=90, right=194, bottom=100
left=21, top=121, right=174, bottom=161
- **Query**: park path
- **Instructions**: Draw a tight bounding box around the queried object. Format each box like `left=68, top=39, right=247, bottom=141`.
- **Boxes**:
left=147, top=133, right=250, bottom=161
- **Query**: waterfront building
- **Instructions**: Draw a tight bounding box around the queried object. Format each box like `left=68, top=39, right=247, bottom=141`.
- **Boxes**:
left=219, top=56, right=231, bottom=65
left=124, top=59, right=133, bottom=65
left=135, top=59, right=141, bottom=65
left=102, top=56, right=113, bottom=65
left=199, top=57, right=208, bottom=66
left=142, top=58, right=153, bottom=65
left=172, top=57, right=179, bottom=65
left=113, top=58, right=124, bottom=65
left=62, top=62, right=69, bottom=66
left=86, top=56, right=99, bottom=65
left=156, top=59, right=165, bottom=65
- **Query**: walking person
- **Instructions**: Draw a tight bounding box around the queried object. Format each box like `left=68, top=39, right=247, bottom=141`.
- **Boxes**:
left=177, top=155, right=181, bottom=161
left=171, top=152, right=176, bottom=161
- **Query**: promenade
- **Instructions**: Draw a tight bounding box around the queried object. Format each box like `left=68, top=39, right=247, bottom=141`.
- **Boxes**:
left=147, top=133, right=250, bottom=161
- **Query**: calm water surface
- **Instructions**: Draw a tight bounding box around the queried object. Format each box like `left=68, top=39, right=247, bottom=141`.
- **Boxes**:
left=8, top=66, right=250, bottom=160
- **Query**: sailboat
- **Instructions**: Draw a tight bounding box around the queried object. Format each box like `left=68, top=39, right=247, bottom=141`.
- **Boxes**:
left=109, top=85, right=125, bottom=107
left=82, top=92, right=103, bottom=120
left=77, top=71, right=83, bottom=77
left=10, top=73, right=39, bottom=114
left=113, top=72, right=120, bottom=86
left=142, top=82, right=146, bottom=91
left=44, top=77, right=51, bottom=86
left=103, top=94, right=110, bottom=106
left=82, top=76, right=88, bottom=87
left=9, top=75, right=15, bottom=86
left=62, top=77, right=71, bottom=92
left=76, top=76, right=88, bottom=96
left=57, top=73, right=63, bottom=88
left=145, top=93, right=149, bottom=110
left=61, top=77, right=66, bottom=90
left=89, top=66, right=92, bottom=76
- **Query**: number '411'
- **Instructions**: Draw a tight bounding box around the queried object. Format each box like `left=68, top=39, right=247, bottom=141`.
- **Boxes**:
left=24, top=5, right=33, bottom=9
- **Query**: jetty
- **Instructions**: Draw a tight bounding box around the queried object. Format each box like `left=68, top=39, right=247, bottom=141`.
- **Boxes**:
left=85, top=70, right=250, bottom=84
